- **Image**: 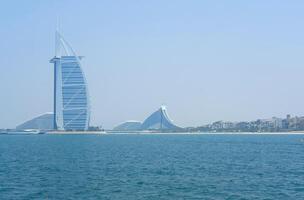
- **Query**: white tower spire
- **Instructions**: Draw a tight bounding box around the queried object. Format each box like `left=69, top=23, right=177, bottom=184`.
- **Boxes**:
left=55, top=18, right=60, bottom=57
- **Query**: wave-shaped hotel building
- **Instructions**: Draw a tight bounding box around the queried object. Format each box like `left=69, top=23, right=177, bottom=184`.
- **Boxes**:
left=50, top=31, right=90, bottom=131
left=141, top=106, right=181, bottom=130
left=114, top=106, right=182, bottom=131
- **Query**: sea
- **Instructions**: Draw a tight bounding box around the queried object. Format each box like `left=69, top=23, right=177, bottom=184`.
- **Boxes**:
left=0, top=133, right=304, bottom=200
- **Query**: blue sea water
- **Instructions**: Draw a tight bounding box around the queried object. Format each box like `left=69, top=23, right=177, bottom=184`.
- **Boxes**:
left=0, top=134, right=304, bottom=200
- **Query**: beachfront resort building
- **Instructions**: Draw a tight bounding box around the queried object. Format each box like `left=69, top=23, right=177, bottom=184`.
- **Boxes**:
left=16, top=113, right=54, bottom=130
left=141, top=106, right=181, bottom=131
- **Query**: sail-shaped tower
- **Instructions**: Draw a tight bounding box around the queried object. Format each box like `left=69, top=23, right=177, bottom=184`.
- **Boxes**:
left=50, top=31, right=90, bottom=131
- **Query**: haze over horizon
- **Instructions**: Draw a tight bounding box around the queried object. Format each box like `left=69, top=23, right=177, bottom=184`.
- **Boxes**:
left=1, top=0, right=304, bottom=129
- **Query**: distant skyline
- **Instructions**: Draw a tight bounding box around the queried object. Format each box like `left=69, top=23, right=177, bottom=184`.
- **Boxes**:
left=1, top=0, right=304, bottom=129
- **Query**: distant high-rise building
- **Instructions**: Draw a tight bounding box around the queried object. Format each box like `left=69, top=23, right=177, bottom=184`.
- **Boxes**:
left=50, top=31, right=90, bottom=131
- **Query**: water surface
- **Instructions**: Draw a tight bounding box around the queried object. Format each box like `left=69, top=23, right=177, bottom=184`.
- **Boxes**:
left=0, top=134, right=304, bottom=199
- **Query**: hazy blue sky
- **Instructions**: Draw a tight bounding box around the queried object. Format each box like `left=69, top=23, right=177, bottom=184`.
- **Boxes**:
left=1, top=0, right=304, bottom=128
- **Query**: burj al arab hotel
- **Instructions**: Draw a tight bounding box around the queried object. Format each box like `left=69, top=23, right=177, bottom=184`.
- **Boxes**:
left=50, top=31, right=90, bottom=131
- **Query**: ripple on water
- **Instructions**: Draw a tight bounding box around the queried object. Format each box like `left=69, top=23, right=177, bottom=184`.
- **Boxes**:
left=0, top=134, right=304, bottom=199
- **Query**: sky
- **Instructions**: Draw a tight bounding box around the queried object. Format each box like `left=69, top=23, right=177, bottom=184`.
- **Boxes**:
left=1, top=0, right=304, bottom=129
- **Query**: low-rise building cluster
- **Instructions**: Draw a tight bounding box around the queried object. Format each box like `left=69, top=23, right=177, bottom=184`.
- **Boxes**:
left=187, top=115, right=304, bottom=132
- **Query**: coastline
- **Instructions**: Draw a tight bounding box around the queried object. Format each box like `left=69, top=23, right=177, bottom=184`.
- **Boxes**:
left=46, top=131, right=107, bottom=135
left=2, top=130, right=304, bottom=135
left=107, top=132, right=304, bottom=135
